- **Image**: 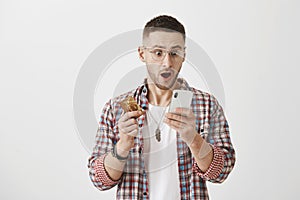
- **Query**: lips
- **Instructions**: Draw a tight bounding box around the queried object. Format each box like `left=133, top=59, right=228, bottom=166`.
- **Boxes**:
left=160, top=72, right=172, bottom=79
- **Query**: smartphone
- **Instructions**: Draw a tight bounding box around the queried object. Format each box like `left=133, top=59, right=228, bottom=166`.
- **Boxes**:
left=169, top=90, right=193, bottom=113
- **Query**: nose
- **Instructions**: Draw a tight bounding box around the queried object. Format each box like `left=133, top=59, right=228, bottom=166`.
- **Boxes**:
left=162, top=52, right=173, bottom=68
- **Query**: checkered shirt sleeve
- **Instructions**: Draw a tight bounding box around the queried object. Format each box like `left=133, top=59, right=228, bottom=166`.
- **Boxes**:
left=87, top=100, right=121, bottom=190
left=192, top=93, right=235, bottom=183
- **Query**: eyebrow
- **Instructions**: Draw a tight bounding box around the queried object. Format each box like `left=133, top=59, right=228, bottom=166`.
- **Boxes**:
left=151, top=45, right=184, bottom=49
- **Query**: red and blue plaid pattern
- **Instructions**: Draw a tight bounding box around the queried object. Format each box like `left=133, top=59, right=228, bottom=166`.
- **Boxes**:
left=88, top=78, right=235, bottom=199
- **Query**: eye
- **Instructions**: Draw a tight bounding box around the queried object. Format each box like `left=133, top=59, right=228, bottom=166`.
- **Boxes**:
left=170, top=51, right=178, bottom=56
left=152, top=49, right=163, bottom=57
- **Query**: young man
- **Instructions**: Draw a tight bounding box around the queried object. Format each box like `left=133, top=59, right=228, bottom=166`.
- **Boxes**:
left=88, top=15, right=235, bottom=199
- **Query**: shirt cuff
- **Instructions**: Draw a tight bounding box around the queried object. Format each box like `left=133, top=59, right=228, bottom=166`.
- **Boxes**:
left=94, top=154, right=119, bottom=186
left=193, top=145, right=225, bottom=180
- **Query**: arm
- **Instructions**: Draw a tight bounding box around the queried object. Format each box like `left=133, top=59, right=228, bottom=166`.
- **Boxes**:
left=88, top=141, right=131, bottom=191
left=192, top=95, right=235, bottom=183
left=87, top=100, right=119, bottom=191
left=103, top=139, right=133, bottom=181
left=104, top=110, right=143, bottom=180
left=164, top=95, right=235, bottom=183
left=189, top=134, right=214, bottom=172
left=87, top=100, right=142, bottom=191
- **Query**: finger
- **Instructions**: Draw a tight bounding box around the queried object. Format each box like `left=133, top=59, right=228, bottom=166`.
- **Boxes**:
left=120, top=123, right=138, bottom=133
left=164, top=118, right=185, bottom=129
left=127, top=128, right=138, bottom=137
left=165, top=112, right=187, bottom=123
left=118, top=110, right=126, bottom=122
left=121, top=110, right=143, bottom=121
left=174, top=107, right=193, bottom=116
left=165, top=120, right=182, bottom=132
left=121, top=118, right=137, bottom=127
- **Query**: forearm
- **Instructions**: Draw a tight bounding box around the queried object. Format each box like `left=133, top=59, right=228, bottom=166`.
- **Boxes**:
left=104, top=141, right=131, bottom=181
left=189, top=134, right=213, bottom=172
left=189, top=133, right=227, bottom=182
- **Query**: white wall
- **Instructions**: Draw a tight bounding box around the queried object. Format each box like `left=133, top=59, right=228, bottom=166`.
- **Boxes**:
left=1, top=0, right=299, bottom=199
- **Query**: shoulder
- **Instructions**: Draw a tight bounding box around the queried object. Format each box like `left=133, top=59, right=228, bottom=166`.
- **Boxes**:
left=179, top=78, right=219, bottom=106
left=190, top=87, right=216, bottom=102
left=189, top=87, right=222, bottom=112
left=189, top=88, right=226, bottom=123
left=106, top=89, right=136, bottom=108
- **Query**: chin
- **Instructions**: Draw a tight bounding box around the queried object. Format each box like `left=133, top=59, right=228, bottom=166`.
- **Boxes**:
left=156, top=80, right=177, bottom=90
left=156, top=84, right=171, bottom=90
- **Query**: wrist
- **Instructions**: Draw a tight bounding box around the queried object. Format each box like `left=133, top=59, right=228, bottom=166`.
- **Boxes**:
left=189, top=135, right=213, bottom=160
left=111, top=144, right=129, bottom=161
left=186, top=130, right=198, bottom=147
left=189, top=133, right=203, bottom=149
left=117, top=140, right=132, bottom=156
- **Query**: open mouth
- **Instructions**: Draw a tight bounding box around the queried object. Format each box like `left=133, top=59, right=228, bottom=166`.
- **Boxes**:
left=161, top=72, right=172, bottom=79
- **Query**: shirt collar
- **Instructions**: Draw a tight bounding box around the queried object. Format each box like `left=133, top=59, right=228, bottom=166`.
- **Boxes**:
left=133, top=77, right=191, bottom=112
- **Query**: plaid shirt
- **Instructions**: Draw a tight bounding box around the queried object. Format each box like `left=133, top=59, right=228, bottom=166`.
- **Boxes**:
left=88, top=78, right=235, bottom=200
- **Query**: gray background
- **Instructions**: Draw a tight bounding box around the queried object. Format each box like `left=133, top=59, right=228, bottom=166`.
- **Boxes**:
left=1, top=0, right=299, bottom=199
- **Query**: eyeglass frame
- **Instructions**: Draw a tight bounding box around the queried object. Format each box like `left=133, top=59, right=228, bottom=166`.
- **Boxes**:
left=142, top=46, right=186, bottom=62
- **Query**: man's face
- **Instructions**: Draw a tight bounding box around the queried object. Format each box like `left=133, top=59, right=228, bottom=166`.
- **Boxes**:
left=139, top=31, right=185, bottom=90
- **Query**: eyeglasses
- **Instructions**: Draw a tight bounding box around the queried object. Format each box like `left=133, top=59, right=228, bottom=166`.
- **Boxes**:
left=143, top=47, right=185, bottom=62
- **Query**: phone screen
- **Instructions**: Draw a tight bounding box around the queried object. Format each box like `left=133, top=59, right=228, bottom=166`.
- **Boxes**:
left=169, top=90, right=193, bottom=113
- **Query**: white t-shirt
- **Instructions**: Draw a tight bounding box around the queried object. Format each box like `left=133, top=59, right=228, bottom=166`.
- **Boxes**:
left=143, top=104, right=181, bottom=200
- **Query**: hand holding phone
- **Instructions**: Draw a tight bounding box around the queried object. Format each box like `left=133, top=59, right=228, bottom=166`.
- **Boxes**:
left=165, top=90, right=196, bottom=144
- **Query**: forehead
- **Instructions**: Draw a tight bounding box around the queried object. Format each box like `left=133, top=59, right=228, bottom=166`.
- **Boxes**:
left=143, top=31, right=185, bottom=49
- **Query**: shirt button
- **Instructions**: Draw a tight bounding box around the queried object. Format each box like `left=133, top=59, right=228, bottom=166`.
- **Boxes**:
left=139, top=124, right=143, bottom=128
left=143, top=191, right=148, bottom=196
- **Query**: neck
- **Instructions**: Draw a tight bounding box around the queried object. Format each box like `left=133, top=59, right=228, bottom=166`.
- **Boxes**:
left=147, top=80, right=179, bottom=107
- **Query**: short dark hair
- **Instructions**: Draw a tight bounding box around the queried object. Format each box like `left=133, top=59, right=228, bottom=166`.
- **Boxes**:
left=143, top=15, right=186, bottom=41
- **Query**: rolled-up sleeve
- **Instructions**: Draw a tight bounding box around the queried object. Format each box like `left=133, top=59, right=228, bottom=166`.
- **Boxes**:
left=87, top=100, right=120, bottom=190
left=193, top=145, right=225, bottom=180
left=194, top=95, right=236, bottom=183
left=88, top=154, right=119, bottom=190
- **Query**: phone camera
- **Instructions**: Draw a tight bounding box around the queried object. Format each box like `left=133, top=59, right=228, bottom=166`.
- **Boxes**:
left=174, top=92, right=178, bottom=98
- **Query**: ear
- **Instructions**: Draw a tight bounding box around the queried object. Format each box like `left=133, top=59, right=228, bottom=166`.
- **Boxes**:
left=138, top=46, right=146, bottom=62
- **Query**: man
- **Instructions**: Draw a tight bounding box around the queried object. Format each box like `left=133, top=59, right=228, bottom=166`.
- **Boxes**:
left=88, top=15, right=235, bottom=199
